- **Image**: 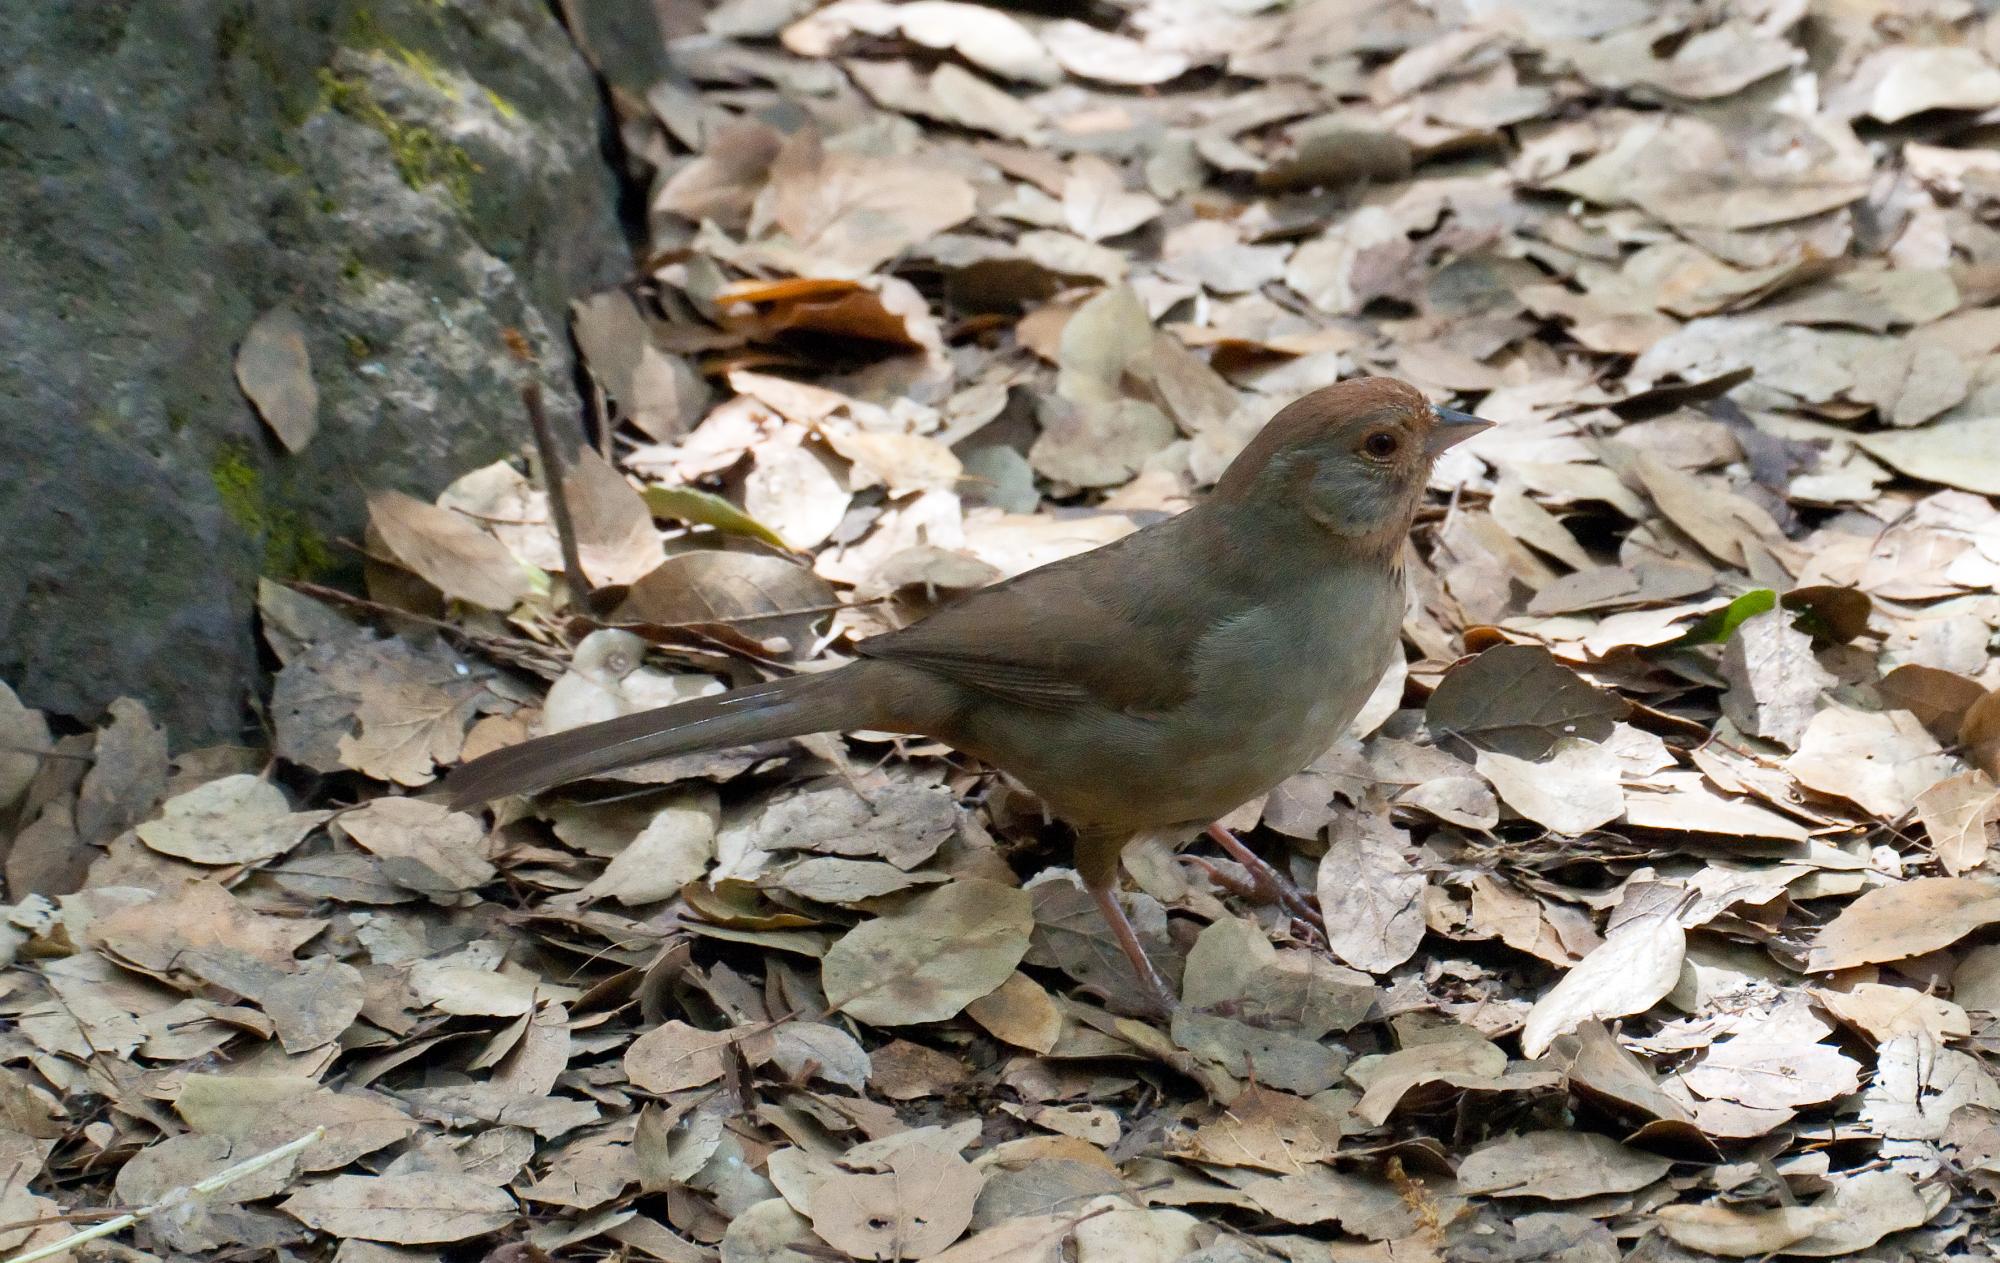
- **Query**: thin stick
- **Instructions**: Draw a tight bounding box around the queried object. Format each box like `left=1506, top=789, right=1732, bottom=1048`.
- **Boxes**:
left=0, top=1127, right=324, bottom=1263
left=523, top=381, right=592, bottom=609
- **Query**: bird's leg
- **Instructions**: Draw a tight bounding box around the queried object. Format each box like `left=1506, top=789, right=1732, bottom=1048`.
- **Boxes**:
left=1205, top=823, right=1323, bottom=930
left=1083, top=873, right=1178, bottom=1017
left=1076, top=828, right=1176, bottom=1016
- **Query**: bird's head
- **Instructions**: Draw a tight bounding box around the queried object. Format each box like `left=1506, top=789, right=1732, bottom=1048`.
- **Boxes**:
left=1212, top=376, right=1491, bottom=557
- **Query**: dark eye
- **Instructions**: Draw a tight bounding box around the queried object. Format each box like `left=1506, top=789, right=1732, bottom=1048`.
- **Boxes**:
left=1363, top=430, right=1399, bottom=459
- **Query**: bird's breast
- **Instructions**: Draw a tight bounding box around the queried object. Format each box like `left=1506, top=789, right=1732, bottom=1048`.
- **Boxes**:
left=982, top=564, right=1404, bottom=833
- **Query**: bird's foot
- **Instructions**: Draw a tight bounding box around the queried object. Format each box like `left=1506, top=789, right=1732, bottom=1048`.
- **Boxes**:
left=1204, top=823, right=1324, bottom=932
left=1084, top=873, right=1179, bottom=1018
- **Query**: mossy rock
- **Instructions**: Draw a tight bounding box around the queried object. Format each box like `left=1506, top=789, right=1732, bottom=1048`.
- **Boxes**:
left=0, top=0, right=633, bottom=741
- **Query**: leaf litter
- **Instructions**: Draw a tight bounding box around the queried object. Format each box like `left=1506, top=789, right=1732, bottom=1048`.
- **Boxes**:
left=9, top=2, right=2000, bottom=1260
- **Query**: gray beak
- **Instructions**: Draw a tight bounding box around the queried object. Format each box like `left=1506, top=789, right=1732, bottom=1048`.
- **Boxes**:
left=1428, top=405, right=1494, bottom=456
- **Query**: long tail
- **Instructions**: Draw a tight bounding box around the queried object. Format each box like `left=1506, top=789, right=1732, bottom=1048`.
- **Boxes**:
left=443, top=663, right=879, bottom=809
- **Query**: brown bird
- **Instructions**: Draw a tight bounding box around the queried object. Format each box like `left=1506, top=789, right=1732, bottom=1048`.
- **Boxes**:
left=446, top=377, right=1489, bottom=1013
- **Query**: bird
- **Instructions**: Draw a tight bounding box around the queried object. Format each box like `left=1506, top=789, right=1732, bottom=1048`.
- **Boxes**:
left=445, top=377, right=1490, bottom=1014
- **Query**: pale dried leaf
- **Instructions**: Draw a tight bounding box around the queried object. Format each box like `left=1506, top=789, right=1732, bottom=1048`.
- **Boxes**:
left=823, top=878, right=1032, bottom=1024
left=1455, top=1131, right=1670, bottom=1200
left=135, top=774, right=327, bottom=865
left=1807, top=876, right=2000, bottom=971
left=280, top=1173, right=516, bottom=1243
left=1315, top=814, right=1425, bottom=975
left=236, top=306, right=319, bottom=452
left=1520, top=905, right=1685, bottom=1057
left=368, top=491, right=538, bottom=610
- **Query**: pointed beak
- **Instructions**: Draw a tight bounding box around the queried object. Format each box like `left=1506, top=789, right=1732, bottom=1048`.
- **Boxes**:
left=1428, top=405, right=1494, bottom=456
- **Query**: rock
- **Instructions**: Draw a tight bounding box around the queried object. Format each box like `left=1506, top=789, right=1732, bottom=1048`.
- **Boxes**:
left=0, top=0, right=633, bottom=742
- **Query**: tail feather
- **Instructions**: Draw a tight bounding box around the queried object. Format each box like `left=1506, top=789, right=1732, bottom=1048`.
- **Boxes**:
left=444, top=666, right=871, bottom=809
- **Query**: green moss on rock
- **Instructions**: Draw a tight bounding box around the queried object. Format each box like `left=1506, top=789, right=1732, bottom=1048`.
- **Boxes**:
left=212, top=444, right=335, bottom=578
left=318, top=66, right=478, bottom=210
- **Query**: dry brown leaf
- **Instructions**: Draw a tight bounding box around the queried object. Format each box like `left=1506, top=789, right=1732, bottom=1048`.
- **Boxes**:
left=578, top=791, right=718, bottom=905
left=1455, top=1131, right=1670, bottom=1201
left=748, top=129, right=977, bottom=277
left=135, top=774, right=328, bottom=865
left=565, top=447, right=667, bottom=586
left=823, top=878, right=1032, bottom=1025
left=1655, top=1202, right=1830, bottom=1257
left=280, top=1173, right=516, bottom=1243
left=1813, top=981, right=1969, bottom=1044
left=1520, top=902, right=1684, bottom=1057
left=1425, top=644, right=1626, bottom=759
left=1860, top=1032, right=2000, bottom=1139
left=0, top=680, right=49, bottom=810
left=368, top=490, right=539, bottom=610
left=571, top=291, right=709, bottom=441
left=1242, top=1170, right=1419, bottom=1239
left=746, top=432, right=853, bottom=552
left=789, top=1140, right=984, bottom=1260
left=1720, top=609, right=1836, bottom=749
left=236, top=306, right=318, bottom=452
left=1062, top=156, right=1161, bottom=243
left=1783, top=1169, right=1944, bottom=1256
left=337, top=668, right=485, bottom=787
left=1316, top=813, right=1425, bottom=975
left=1916, top=771, right=2000, bottom=875
left=335, top=796, right=495, bottom=894
left=1860, top=46, right=2000, bottom=122
left=965, top=970, right=1062, bottom=1054
left=625, top=1020, right=744, bottom=1094
left=1042, top=20, right=1188, bottom=85
left=1679, top=1036, right=1862, bottom=1110
left=1030, top=285, right=1177, bottom=488
left=1786, top=705, right=1960, bottom=820
left=1478, top=738, right=1626, bottom=835
left=1853, top=416, right=2000, bottom=497
left=1807, top=876, right=2000, bottom=971
left=1169, top=1084, right=1343, bottom=1171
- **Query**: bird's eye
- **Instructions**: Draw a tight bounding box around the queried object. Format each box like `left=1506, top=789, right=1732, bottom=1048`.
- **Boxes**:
left=1363, top=430, right=1399, bottom=459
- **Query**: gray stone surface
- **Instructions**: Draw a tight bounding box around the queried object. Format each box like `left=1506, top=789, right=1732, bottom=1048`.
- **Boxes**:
left=0, top=0, right=632, bottom=742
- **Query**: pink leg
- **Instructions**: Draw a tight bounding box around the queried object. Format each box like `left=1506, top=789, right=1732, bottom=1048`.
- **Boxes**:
left=1206, top=823, right=1323, bottom=929
left=1084, top=872, right=1178, bottom=1017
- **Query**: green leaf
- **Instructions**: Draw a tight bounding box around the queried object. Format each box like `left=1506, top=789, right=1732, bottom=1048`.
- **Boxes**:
left=642, top=486, right=793, bottom=552
left=1664, top=588, right=1776, bottom=648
